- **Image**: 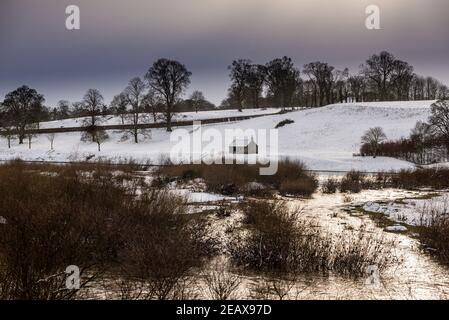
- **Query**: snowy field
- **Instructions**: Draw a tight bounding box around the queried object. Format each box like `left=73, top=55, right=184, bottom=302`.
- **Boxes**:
left=0, top=101, right=439, bottom=172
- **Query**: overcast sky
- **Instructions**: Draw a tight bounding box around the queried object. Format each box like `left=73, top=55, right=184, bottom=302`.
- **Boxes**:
left=1, top=0, right=448, bottom=106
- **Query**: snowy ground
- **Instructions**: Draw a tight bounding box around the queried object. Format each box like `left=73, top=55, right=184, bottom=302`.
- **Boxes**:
left=0, top=101, right=438, bottom=171
left=295, top=189, right=449, bottom=299
left=363, top=193, right=449, bottom=227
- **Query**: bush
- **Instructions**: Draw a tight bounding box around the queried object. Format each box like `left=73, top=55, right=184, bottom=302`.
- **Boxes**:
left=325, top=169, right=449, bottom=194
left=279, top=178, right=318, bottom=197
left=339, top=171, right=366, bottom=193
left=0, top=162, right=127, bottom=299
left=275, top=119, right=294, bottom=129
left=230, top=200, right=395, bottom=277
left=391, top=168, right=449, bottom=190
left=331, top=227, right=394, bottom=276
left=202, top=258, right=241, bottom=300
left=322, top=178, right=339, bottom=194
left=417, top=199, right=449, bottom=264
left=231, top=201, right=305, bottom=271
left=118, top=201, right=215, bottom=300
left=0, top=161, right=215, bottom=300
left=156, top=159, right=318, bottom=197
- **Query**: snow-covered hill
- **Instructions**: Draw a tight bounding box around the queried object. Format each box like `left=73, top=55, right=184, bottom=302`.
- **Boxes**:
left=40, top=108, right=279, bottom=129
left=188, top=100, right=436, bottom=171
left=0, top=101, right=438, bottom=172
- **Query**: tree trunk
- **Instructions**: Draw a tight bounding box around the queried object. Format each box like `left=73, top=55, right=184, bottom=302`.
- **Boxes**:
left=254, top=93, right=260, bottom=109
left=166, top=107, right=172, bottom=132
left=133, top=112, right=139, bottom=143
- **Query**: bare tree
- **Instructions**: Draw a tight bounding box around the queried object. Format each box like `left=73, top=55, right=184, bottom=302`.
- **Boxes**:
left=57, top=100, right=71, bottom=119
left=71, top=101, right=85, bottom=118
left=190, top=90, right=205, bottom=113
left=411, top=75, right=426, bottom=100
left=24, top=124, right=38, bottom=149
left=410, top=121, right=434, bottom=163
left=425, top=77, right=440, bottom=100
left=145, top=59, right=192, bottom=132
left=82, top=89, right=104, bottom=127
left=429, top=100, right=449, bottom=152
left=348, top=75, right=366, bottom=102
left=110, top=93, right=129, bottom=125
left=362, top=51, right=396, bottom=101
left=228, top=59, right=252, bottom=112
left=330, top=68, right=349, bottom=103
left=81, top=124, right=109, bottom=151
left=301, top=79, right=317, bottom=107
left=2, top=86, right=45, bottom=144
left=362, top=51, right=408, bottom=101
left=265, top=57, right=300, bottom=109
left=303, top=62, right=334, bottom=106
left=92, top=127, right=109, bottom=152
left=246, top=64, right=266, bottom=108
left=0, top=128, right=14, bottom=149
left=142, top=89, right=162, bottom=123
left=438, top=85, right=449, bottom=100
left=0, top=104, right=14, bottom=148
left=361, top=127, right=387, bottom=158
left=46, top=133, right=56, bottom=150
left=124, top=77, right=147, bottom=143
left=27, top=133, right=35, bottom=149
left=391, top=60, right=414, bottom=100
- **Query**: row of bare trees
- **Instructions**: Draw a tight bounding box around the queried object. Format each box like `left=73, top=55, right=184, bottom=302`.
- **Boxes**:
left=72, top=58, right=194, bottom=139
left=0, top=58, right=200, bottom=149
left=78, top=59, right=193, bottom=146
left=224, top=51, right=449, bottom=109
left=226, top=57, right=300, bottom=111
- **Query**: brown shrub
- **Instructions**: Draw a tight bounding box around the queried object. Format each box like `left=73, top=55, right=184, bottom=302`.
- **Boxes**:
left=0, top=162, right=128, bottom=299
left=230, top=200, right=395, bottom=277
left=0, top=161, right=215, bottom=300
left=156, top=159, right=318, bottom=197
left=279, top=178, right=318, bottom=197
left=339, top=171, right=366, bottom=193
left=202, top=258, right=241, bottom=300
left=417, top=200, right=449, bottom=264
left=391, top=168, right=449, bottom=190
left=321, top=178, right=339, bottom=194
left=231, top=201, right=304, bottom=271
